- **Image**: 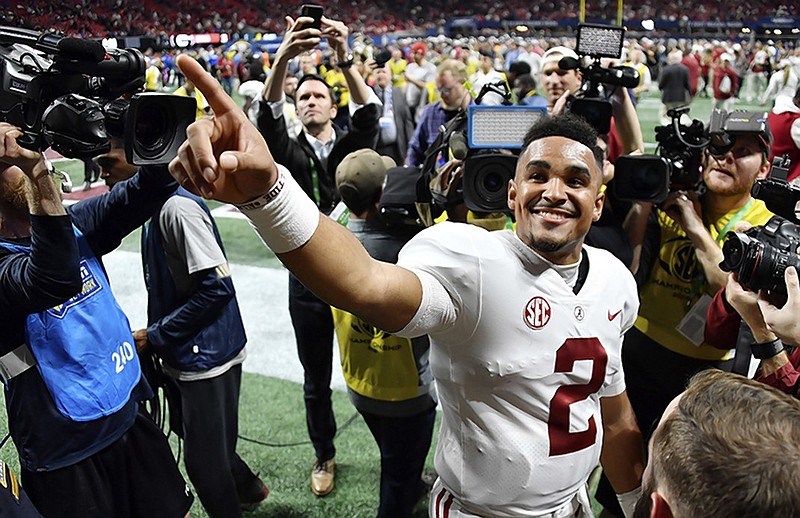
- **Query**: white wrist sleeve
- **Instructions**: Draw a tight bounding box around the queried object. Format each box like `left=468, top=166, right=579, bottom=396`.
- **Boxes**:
left=395, top=270, right=456, bottom=338
left=236, top=164, right=320, bottom=254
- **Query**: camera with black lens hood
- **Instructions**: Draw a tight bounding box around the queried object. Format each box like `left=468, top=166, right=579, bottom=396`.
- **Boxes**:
left=411, top=81, right=547, bottom=220
left=613, top=106, right=706, bottom=203
left=0, top=26, right=195, bottom=165
left=613, top=108, right=770, bottom=203
left=719, top=156, right=800, bottom=300
left=560, top=24, right=639, bottom=135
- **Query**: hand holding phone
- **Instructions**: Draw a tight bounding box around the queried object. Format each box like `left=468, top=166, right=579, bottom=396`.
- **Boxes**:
left=299, top=4, right=323, bottom=31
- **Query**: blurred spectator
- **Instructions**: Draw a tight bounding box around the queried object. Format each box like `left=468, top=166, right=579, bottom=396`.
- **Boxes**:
left=680, top=45, right=703, bottom=98
left=658, top=50, right=691, bottom=125
left=403, top=42, right=437, bottom=123
left=406, top=59, right=471, bottom=167
left=469, top=48, right=506, bottom=101
left=174, top=77, right=211, bottom=120
left=767, top=84, right=800, bottom=182
left=372, top=61, right=415, bottom=165
left=712, top=53, right=738, bottom=112
left=514, top=73, right=548, bottom=108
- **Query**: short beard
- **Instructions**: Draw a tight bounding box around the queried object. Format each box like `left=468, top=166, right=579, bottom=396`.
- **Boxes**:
left=530, top=238, right=566, bottom=254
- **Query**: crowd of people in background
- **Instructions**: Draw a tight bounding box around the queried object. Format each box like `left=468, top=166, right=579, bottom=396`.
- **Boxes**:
left=4, top=4, right=800, bottom=518
left=4, top=0, right=798, bottom=39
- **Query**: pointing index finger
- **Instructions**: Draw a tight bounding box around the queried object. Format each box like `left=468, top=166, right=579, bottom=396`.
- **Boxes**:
left=176, top=54, right=239, bottom=117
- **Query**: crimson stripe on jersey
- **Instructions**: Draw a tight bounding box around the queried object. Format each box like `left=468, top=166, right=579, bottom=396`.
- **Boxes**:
left=442, top=493, right=454, bottom=517
left=435, top=487, right=446, bottom=518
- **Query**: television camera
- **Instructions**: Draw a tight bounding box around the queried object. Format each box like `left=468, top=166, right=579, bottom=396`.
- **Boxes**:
left=412, top=82, right=547, bottom=218
left=0, top=26, right=195, bottom=166
left=560, top=24, right=640, bottom=135
left=613, top=108, right=770, bottom=203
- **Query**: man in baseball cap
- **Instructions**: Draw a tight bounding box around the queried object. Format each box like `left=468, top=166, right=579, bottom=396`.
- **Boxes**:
left=334, top=147, right=438, bottom=518
left=335, top=148, right=396, bottom=214
left=540, top=46, right=582, bottom=112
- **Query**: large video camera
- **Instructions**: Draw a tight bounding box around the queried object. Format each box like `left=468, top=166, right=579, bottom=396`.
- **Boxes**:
left=560, top=24, right=639, bottom=135
left=0, top=26, right=195, bottom=165
left=613, top=108, right=770, bottom=203
left=415, top=82, right=547, bottom=217
left=720, top=156, right=800, bottom=300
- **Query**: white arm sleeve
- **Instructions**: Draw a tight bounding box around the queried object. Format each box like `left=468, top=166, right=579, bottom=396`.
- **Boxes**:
left=395, top=270, right=457, bottom=338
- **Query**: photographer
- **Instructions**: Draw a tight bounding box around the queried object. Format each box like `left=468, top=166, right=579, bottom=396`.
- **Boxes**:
left=332, top=149, right=436, bottom=518
left=96, top=139, right=269, bottom=517
left=258, top=12, right=381, bottom=497
left=621, top=118, right=774, bottom=450
left=0, top=123, right=192, bottom=518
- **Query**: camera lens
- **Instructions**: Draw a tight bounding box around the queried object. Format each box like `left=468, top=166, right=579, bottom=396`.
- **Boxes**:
left=124, top=93, right=195, bottom=165
left=482, top=171, right=505, bottom=193
left=720, top=234, right=748, bottom=272
left=462, top=154, right=516, bottom=213
left=134, top=107, right=170, bottom=159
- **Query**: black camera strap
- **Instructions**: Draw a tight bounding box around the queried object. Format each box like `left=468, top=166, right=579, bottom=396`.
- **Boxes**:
left=731, top=320, right=754, bottom=376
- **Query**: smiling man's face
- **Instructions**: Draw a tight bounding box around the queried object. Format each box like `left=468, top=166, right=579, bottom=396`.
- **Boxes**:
left=508, top=135, right=604, bottom=264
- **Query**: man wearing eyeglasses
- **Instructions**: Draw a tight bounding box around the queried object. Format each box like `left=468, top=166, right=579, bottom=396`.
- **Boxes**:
left=405, top=59, right=472, bottom=168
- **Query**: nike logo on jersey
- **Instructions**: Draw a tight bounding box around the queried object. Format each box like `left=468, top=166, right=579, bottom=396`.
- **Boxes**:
left=608, top=309, right=622, bottom=321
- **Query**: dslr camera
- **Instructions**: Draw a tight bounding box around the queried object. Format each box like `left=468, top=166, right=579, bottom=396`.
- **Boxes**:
left=415, top=82, right=547, bottom=216
left=613, top=108, right=770, bottom=203
left=0, top=26, right=195, bottom=165
left=560, top=24, right=639, bottom=135
left=720, top=156, right=800, bottom=300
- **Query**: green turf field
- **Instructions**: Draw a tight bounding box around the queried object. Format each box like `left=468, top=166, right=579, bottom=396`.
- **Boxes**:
left=1, top=89, right=769, bottom=517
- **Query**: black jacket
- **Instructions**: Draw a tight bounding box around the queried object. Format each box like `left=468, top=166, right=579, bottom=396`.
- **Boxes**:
left=257, top=100, right=381, bottom=214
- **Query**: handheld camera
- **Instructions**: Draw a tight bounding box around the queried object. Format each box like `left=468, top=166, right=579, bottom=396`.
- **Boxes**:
left=0, top=26, right=195, bottom=164
left=561, top=24, right=639, bottom=135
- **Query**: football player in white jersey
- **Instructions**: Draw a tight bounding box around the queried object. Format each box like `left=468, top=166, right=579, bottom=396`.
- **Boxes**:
left=169, top=53, right=645, bottom=518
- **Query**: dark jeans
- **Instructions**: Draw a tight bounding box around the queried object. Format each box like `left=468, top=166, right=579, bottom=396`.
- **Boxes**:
left=361, top=407, right=436, bottom=518
left=289, top=274, right=336, bottom=463
left=179, top=364, right=261, bottom=518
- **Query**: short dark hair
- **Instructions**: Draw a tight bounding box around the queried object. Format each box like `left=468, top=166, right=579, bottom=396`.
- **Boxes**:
left=508, top=61, right=532, bottom=76
left=297, top=74, right=335, bottom=102
left=651, top=370, right=800, bottom=517
left=515, top=73, right=537, bottom=92
left=522, top=114, right=604, bottom=169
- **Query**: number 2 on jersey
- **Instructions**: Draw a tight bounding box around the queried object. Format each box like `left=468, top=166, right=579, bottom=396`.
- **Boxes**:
left=548, top=337, right=607, bottom=456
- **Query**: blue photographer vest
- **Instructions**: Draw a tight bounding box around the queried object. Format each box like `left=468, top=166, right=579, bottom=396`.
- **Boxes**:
left=142, top=188, right=246, bottom=371
left=0, top=227, right=141, bottom=422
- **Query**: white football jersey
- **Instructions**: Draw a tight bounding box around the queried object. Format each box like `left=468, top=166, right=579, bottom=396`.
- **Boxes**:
left=397, top=222, right=639, bottom=517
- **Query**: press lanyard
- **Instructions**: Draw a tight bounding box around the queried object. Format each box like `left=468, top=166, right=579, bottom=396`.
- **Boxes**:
left=307, top=157, right=321, bottom=204
left=714, top=199, right=754, bottom=245
left=687, top=198, right=755, bottom=305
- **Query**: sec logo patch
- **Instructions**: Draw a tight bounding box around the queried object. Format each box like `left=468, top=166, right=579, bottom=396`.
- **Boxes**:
left=524, top=296, right=551, bottom=330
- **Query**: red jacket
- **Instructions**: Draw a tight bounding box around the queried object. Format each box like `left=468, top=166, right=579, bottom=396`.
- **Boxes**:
left=767, top=109, right=800, bottom=182
left=713, top=65, right=738, bottom=100
left=706, top=288, right=800, bottom=397
left=681, top=54, right=702, bottom=97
